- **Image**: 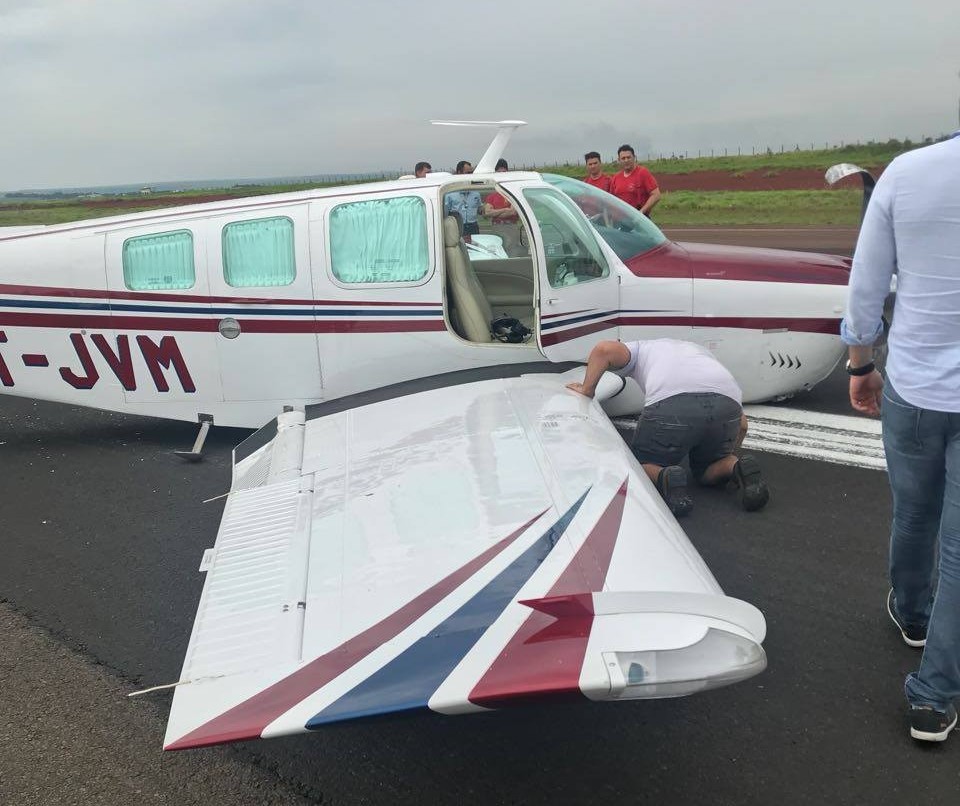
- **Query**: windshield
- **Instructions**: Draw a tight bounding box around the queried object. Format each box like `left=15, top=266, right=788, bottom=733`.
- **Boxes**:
left=522, top=187, right=609, bottom=288
left=542, top=173, right=667, bottom=261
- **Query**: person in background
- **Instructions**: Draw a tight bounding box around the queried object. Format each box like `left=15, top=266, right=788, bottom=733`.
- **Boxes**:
left=444, top=160, right=482, bottom=237
left=414, top=161, right=432, bottom=178
left=609, top=144, right=660, bottom=217
left=842, top=133, right=960, bottom=743
left=566, top=338, right=768, bottom=517
left=483, top=158, right=521, bottom=255
left=582, top=151, right=611, bottom=193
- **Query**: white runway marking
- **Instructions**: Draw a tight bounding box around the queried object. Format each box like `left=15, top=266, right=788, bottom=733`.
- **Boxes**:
left=742, top=405, right=885, bottom=470
left=614, top=407, right=886, bottom=471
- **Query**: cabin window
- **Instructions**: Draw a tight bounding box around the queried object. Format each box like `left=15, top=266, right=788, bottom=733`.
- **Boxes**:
left=222, top=217, right=296, bottom=287
left=122, top=230, right=195, bottom=291
left=329, top=196, right=429, bottom=283
left=522, top=188, right=609, bottom=288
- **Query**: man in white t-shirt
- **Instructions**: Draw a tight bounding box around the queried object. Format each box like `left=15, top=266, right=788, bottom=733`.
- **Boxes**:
left=567, top=338, right=769, bottom=516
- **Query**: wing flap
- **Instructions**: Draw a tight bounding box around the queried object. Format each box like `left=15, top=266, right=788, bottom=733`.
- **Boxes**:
left=182, top=477, right=310, bottom=682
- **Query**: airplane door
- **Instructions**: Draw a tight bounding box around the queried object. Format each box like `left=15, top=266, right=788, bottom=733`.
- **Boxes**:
left=105, top=225, right=222, bottom=407
left=519, top=185, right=620, bottom=361
left=203, top=206, right=322, bottom=404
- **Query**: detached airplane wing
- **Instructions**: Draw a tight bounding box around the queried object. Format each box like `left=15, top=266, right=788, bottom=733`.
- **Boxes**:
left=164, top=371, right=766, bottom=750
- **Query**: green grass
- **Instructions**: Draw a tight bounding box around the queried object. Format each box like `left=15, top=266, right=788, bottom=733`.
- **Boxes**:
left=545, top=139, right=923, bottom=177
left=1, top=139, right=889, bottom=228
left=0, top=178, right=379, bottom=227
left=0, top=188, right=863, bottom=228
left=653, top=189, right=862, bottom=226
left=0, top=204, right=164, bottom=226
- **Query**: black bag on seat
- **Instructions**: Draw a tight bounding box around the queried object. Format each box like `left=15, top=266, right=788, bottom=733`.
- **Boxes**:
left=490, top=316, right=532, bottom=344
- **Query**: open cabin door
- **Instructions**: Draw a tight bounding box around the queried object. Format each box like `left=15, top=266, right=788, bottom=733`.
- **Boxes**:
left=517, top=185, right=619, bottom=361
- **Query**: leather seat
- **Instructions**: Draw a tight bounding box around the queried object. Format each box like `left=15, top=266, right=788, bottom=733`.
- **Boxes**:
left=444, top=215, right=493, bottom=342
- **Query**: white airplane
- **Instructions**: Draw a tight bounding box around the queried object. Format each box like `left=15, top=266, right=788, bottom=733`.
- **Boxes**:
left=0, top=121, right=849, bottom=449
left=2, top=122, right=849, bottom=747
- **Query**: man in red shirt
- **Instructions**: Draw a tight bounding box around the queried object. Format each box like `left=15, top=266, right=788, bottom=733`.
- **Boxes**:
left=484, top=158, right=522, bottom=255
left=609, top=144, right=661, bottom=217
left=582, top=151, right=611, bottom=193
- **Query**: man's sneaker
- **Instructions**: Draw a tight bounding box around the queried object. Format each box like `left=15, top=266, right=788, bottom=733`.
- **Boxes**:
left=732, top=455, right=769, bottom=512
left=656, top=465, right=693, bottom=517
left=910, top=703, right=958, bottom=742
left=886, top=588, right=927, bottom=647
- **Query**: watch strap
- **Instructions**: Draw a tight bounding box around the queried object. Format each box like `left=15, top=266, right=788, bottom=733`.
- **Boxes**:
left=846, top=360, right=876, bottom=376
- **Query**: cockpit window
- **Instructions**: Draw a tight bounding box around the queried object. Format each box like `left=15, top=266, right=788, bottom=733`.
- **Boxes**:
left=522, top=187, right=609, bottom=288
left=542, top=173, right=667, bottom=261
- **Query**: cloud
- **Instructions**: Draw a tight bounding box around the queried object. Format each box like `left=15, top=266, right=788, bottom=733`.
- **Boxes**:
left=1, top=0, right=957, bottom=189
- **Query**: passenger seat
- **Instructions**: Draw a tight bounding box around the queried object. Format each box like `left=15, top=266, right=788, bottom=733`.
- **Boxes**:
left=444, top=215, right=494, bottom=342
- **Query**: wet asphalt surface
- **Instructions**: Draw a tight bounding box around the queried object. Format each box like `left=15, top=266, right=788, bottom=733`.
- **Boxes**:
left=3, top=229, right=959, bottom=805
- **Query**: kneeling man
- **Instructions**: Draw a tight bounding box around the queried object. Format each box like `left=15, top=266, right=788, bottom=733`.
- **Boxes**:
left=567, top=339, right=768, bottom=516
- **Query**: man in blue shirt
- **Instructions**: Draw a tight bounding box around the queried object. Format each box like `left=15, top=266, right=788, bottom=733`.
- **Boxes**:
left=444, top=160, right=482, bottom=237
left=842, top=134, right=960, bottom=743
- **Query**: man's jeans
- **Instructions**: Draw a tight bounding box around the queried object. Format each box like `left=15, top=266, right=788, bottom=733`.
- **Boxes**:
left=883, top=382, right=960, bottom=708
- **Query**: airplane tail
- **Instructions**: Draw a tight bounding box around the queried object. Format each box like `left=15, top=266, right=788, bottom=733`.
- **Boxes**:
left=431, top=120, right=527, bottom=174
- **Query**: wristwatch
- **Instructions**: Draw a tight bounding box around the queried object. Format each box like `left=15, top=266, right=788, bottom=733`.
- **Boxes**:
left=845, top=360, right=876, bottom=376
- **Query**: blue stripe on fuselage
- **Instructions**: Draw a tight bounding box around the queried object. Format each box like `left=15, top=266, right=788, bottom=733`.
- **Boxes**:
left=0, top=298, right=443, bottom=317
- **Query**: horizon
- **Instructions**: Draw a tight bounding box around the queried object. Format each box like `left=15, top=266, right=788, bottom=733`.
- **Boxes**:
left=2, top=130, right=947, bottom=198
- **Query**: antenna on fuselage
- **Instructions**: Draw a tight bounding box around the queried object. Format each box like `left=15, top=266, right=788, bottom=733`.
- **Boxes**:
left=430, top=119, right=527, bottom=174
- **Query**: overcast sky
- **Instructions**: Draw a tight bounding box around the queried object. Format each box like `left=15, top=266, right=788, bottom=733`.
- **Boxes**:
left=2, top=0, right=958, bottom=190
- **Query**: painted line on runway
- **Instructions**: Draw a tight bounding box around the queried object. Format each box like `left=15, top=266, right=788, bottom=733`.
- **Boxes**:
left=743, top=405, right=884, bottom=470
left=613, top=406, right=886, bottom=471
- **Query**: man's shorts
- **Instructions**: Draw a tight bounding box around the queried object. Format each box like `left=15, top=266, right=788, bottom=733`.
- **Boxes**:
left=632, top=392, right=742, bottom=479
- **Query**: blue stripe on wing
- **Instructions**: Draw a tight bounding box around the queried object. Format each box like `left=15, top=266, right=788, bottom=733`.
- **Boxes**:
left=305, top=488, right=590, bottom=728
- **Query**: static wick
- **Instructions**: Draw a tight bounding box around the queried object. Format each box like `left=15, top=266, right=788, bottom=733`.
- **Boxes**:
left=128, top=680, right=189, bottom=697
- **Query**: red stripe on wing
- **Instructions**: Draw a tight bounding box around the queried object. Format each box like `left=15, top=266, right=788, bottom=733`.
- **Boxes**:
left=468, top=480, right=628, bottom=708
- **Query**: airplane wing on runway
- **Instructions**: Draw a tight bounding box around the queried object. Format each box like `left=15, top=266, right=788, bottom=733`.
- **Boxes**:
left=163, top=372, right=767, bottom=750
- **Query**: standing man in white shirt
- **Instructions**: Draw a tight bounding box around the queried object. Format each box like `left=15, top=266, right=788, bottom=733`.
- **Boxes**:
left=444, top=161, right=483, bottom=237
left=842, top=134, right=960, bottom=743
left=566, top=338, right=768, bottom=517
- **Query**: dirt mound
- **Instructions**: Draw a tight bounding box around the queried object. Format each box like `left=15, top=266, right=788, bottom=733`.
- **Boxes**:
left=657, top=167, right=884, bottom=192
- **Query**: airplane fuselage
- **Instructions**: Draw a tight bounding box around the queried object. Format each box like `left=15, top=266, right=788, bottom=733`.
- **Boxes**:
left=0, top=171, right=849, bottom=428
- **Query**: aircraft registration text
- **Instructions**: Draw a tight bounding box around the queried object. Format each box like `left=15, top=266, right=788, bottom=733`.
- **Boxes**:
left=0, top=331, right=195, bottom=393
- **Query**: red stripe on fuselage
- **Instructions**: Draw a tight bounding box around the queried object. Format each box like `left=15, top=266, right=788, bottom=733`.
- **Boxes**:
left=539, top=318, right=619, bottom=346
left=0, top=311, right=446, bottom=334
left=617, top=315, right=841, bottom=335
left=541, top=314, right=841, bottom=346
left=165, top=510, right=548, bottom=750
left=468, top=480, right=628, bottom=708
left=0, top=283, right=442, bottom=307
left=540, top=309, right=593, bottom=321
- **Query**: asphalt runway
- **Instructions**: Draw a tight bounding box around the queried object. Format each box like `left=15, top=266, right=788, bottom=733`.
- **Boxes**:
left=3, top=229, right=958, bottom=805
left=663, top=225, right=858, bottom=256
